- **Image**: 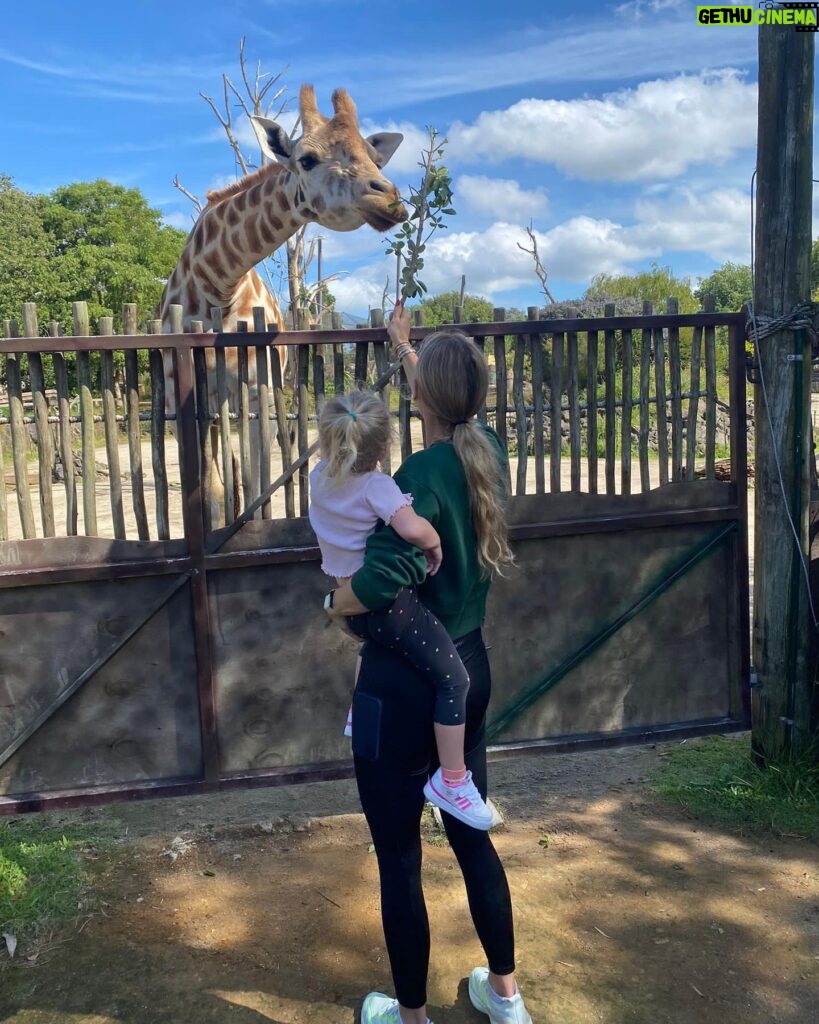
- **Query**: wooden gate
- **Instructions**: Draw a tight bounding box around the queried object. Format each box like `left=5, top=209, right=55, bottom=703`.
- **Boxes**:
left=0, top=302, right=750, bottom=812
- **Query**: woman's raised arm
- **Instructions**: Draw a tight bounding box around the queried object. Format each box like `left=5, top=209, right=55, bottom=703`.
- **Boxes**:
left=387, top=301, right=419, bottom=389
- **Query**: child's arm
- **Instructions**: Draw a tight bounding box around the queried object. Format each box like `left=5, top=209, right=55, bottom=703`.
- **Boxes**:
left=389, top=505, right=442, bottom=576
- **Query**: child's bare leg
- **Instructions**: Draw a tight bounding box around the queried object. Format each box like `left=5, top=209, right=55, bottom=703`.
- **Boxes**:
left=434, top=722, right=468, bottom=783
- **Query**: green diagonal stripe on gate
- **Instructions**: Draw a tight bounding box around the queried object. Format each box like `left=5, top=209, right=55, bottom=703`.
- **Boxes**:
left=486, top=522, right=737, bottom=742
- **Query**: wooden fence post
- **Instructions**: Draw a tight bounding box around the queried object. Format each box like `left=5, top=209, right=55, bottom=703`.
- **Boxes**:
left=22, top=302, right=55, bottom=537
left=99, top=315, right=125, bottom=539
left=4, top=318, right=35, bottom=538
left=122, top=303, right=150, bottom=540
left=752, top=25, right=815, bottom=759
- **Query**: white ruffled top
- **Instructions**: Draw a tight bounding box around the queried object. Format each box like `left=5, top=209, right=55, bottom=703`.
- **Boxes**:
left=308, top=461, right=413, bottom=578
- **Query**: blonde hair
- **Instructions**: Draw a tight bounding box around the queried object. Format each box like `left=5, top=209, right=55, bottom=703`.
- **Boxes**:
left=414, top=331, right=513, bottom=576
left=318, top=389, right=392, bottom=481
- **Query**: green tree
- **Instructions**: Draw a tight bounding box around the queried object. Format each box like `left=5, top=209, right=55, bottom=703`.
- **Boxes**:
left=695, top=261, right=753, bottom=312
left=584, top=262, right=699, bottom=312
left=413, top=291, right=495, bottom=327
left=694, top=245, right=819, bottom=309
left=584, top=262, right=703, bottom=373
left=38, top=180, right=186, bottom=331
left=0, top=175, right=60, bottom=326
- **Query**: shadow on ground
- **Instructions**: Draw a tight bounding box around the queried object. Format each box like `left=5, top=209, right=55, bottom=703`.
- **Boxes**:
left=1, top=741, right=817, bottom=1024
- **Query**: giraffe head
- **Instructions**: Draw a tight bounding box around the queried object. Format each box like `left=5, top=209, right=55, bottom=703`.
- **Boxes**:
left=251, top=85, right=407, bottom=233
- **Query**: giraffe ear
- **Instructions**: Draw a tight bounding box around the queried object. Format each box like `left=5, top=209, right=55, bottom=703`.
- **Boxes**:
left=251, top=115, right=293, bottom=163
left=365, top=132, right=404, bottom=168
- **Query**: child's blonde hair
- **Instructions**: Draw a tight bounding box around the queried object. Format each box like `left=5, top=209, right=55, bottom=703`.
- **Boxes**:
left=318, top=389, right=392, bottom=480
left=414, top=331, right=513, bottom=576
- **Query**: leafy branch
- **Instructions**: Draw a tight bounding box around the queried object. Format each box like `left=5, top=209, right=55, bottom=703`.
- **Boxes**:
left=384, top=127, right=455, bottom=302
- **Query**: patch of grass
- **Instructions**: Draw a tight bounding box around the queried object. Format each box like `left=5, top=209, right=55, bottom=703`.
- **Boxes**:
left=0, top=817, right=111, bottom=953
left=648, top=735, right=819, bottom=841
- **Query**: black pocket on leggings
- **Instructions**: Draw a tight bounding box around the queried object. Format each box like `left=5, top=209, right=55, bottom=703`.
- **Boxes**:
left=351, top=692, right=382, bottom=761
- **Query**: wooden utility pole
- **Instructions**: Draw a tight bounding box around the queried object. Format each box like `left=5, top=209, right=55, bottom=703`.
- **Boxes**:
left=752, top=24, right=815, bottom=759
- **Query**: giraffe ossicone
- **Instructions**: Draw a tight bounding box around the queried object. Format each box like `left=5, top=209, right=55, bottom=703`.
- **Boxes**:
left=160, top=85, right=407, bottom=527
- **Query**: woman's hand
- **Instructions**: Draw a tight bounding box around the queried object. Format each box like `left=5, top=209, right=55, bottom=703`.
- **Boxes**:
left=387, top=300, right=412, bottom=355
left=328, top=580, right=370, bottom=617
left=323, top=585, right=365, bottom=639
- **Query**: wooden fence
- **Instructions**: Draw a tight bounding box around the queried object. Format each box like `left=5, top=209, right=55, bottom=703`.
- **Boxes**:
left=0, top=297, right=742, bottom=544
left=0, top=297, right=751, bottom=810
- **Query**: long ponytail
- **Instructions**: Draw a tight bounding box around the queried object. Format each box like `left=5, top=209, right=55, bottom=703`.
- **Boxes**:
left=414, top=332, right=514, bottom=575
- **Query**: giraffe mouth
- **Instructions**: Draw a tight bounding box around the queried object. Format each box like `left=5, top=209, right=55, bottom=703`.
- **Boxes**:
left=361, top=198, right=408, bottom=233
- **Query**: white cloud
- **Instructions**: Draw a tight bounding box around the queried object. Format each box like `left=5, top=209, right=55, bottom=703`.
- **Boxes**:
left=407, top=219, right=649, bottom=297
left=448, top=71, right=757, bottom=183
left=629, top=187, right=751, bottom=262
left=533, top=217, right=652, bottom=281
left=323, top=181, right=754, bottom=304
left=330, top=271, right=392, bottom=319
left=456, top=175, right=548, bottom=222
left=162, top=210, right=196, bottom=230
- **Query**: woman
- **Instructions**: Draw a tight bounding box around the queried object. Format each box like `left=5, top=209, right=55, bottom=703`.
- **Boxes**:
left=327, top=303, right=533, bottom=1024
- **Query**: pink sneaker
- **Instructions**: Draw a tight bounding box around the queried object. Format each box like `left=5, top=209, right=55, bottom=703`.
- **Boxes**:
left=423, top=768, right=493, bottom=830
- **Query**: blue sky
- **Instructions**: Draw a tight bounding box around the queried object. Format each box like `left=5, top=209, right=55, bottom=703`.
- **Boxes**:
left=0, top=0, right=807, bottom=317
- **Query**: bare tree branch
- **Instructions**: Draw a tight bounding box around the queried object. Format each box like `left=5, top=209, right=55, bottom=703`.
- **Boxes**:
left=199, top=86, right=250, bottom=176
left=171, top=175, right=204, bottom=215
left=239, top=36, right=254, bottom=104
left=518, top=222, right=556, bottom=305
left=238, top=37, right=288, bottom=116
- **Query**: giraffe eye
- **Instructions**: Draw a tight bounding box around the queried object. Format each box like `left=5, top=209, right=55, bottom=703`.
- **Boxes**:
left=298, top=154, right=319, bottom=171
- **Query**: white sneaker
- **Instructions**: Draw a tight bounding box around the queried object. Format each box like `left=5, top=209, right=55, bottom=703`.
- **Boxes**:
left=468, top=967, right=532, bottom=1024
left=361, top=991, right=432, bottom=1024
left=423, top=768, right=494, bottom=830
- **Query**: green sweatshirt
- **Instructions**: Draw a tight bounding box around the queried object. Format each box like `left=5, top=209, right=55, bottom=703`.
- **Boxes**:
left=350, top=424, right=507, bottom=640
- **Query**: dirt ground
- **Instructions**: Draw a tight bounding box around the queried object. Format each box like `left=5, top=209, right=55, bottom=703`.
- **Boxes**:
left=1, top=739, right=817, bottom=1024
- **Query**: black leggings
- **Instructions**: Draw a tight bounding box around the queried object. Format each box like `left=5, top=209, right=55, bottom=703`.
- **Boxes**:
left=347, top=587, right=470, bottom=727
left=352, top=629, right=516, bottom=1009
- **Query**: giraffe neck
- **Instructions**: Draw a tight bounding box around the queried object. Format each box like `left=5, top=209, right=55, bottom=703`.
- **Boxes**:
left=169, top=164, right=306, bottom=325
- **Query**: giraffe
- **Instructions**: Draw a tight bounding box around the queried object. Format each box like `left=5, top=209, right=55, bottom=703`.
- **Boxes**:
left=160, top=84, right=406, bottom=526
